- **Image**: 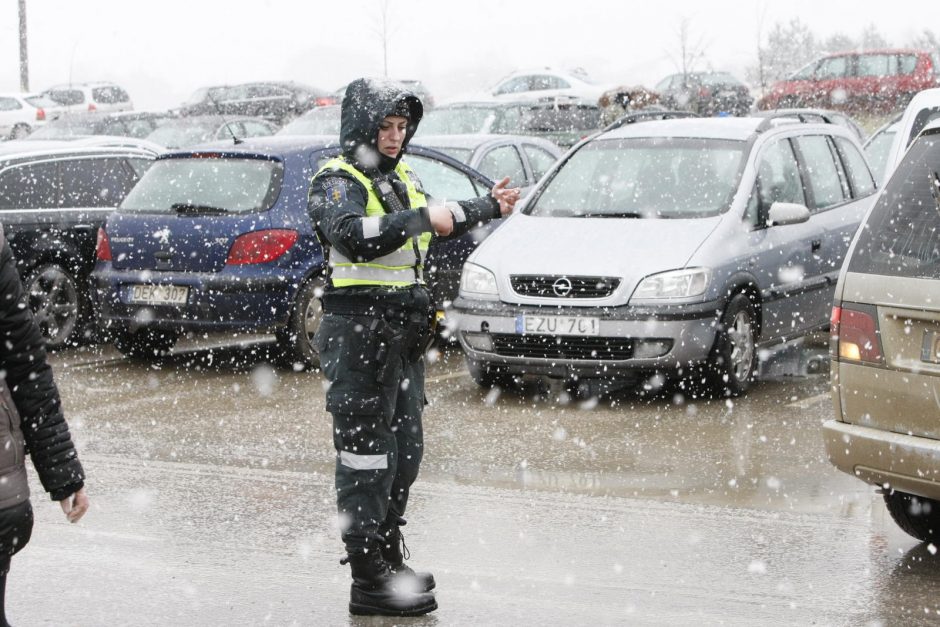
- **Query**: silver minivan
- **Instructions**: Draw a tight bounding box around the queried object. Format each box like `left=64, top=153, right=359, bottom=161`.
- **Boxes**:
left=453, top=115, right=877, bottom=396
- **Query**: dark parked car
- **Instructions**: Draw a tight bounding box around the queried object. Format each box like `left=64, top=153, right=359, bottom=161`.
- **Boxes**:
left=179, top=82, right=335, bottom=124
left=654, top=72, right=753, bottom=116
left=145, top=115, right=276, bottom=149
left=418, top=98, right=602, bottom=147
left=758, top=49, right=940, bottom=113
left=26, top=111, right=176, bottom=141
left=0, top=143, right=156, bottom=347
left=91, top=136, right=495, bottom=365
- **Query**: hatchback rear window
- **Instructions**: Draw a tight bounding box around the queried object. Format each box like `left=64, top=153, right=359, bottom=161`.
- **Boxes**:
left=528, top=137, right=745, bottom=219
left=119, top=156, right=283, bottom=214
left=848, top=133, right=940, bottom=278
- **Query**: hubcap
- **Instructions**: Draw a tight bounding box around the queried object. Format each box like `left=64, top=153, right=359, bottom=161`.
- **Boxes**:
left=302, top=290, right=323, bottom=347
left=727, top=311, right=754, bottom=382
left=27, top=267, right=78, bottom=347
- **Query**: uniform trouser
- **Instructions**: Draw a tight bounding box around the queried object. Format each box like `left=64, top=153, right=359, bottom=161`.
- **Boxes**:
left=316, top=312, right=426, bottom=553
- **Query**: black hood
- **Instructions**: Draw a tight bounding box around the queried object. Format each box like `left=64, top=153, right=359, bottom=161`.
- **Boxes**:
left=340, top=78, right=424, bottom=174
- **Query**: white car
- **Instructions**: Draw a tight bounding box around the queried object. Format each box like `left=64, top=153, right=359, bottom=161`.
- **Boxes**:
left=0, top=93, right=62, bottom=140
left=491, top=68, right=608, bottom=103
left=41, top=82, right=133, bottom=114
left=874, top=87, right=940, bottom=182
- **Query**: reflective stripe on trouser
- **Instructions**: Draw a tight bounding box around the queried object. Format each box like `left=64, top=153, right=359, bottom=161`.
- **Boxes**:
left=315, top=313, right=425, bottom=551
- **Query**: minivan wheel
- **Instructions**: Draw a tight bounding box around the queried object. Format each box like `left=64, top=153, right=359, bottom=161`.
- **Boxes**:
left=707, top=293, right=757, bottom=397
left=10, top=124, right=30, bottom=139
left=25, top=264, right=82, bottom=349
left=883, top=490, right=940, bottom=542
left=114, top=328, right=179, bottom=360
left=277, top=277, right=323, bottom=369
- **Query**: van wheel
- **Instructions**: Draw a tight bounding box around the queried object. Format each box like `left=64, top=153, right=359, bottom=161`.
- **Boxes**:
left=10, top=124, right=30, bottom=139
left=25, top=264, right=82, bottom=349
left=114, top=328, right=179, bottom=359
left=883, top=490, right=940, bottom=542
left=707, top=293, right=757, bottom=397
left=277, top=277, right=324, bottom=369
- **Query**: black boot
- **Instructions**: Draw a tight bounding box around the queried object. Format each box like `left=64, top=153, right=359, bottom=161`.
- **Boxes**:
left=342, top=548, right=437, bottom=617
left=380, top=525, right=436, bottom=592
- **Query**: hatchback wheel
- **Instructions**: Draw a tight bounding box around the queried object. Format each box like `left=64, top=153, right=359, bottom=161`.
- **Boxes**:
left=708, top=293, right=757, bottom=397
left=114, top=328, right=179, bottom=359
left=25, top=264, right=81, bottom=349
left=277, top=277, right=324, bottom=369
left=883, top=490, right=940, bottom=542
left=10, top=124, right=30, bottom=140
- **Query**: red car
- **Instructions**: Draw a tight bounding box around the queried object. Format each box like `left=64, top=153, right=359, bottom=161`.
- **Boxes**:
left=758, top=49, right=940, bottom=113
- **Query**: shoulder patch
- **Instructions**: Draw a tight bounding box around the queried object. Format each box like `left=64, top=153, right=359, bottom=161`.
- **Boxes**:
left=322, top=177, right=348, bottom=204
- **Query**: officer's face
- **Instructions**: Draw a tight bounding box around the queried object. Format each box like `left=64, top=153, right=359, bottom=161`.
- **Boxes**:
left=377, top=115, right=408, bottom=158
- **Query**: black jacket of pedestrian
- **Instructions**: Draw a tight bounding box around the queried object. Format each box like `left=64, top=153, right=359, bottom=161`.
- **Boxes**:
left=0, top=225, right=85, bottom=508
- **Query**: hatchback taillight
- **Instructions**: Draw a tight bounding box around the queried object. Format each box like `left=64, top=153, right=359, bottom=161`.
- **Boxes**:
left=314, top=96, right=337, bottom=107
left=831, top=304, right=884, bottom=364
left=35, top=108, right=45, bottom=121
left=226, top=229, right=298, bottom=265
left=96, top=227, right=112, bottom=262
left=87, top=102, right=97, bottom=112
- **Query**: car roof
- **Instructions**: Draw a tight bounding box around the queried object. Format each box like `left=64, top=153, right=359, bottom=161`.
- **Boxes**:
left=0, top=142, right=155, bottom=162
left=601, top=117, right=764, bottom=141
left=172, top=134, right=340, bottom=157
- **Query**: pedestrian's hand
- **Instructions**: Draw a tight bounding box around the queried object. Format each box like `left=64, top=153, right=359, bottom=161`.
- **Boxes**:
left=428, top=204, right=454, bottom=236
left=491, top=177, right=521, bottom=216
left=60, top=487, right=89, bottom=523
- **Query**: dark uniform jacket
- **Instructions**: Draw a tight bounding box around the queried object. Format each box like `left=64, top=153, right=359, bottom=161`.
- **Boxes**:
left=308, top=78, right=500, bottom=298
left=0, top=225, right=85, bottom=508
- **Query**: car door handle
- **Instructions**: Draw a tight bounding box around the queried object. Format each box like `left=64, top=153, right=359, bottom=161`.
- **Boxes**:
left=811, top=239, right=822, bottom=252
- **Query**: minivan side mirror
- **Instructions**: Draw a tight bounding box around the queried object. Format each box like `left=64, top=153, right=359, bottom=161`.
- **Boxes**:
left=767, top=202, right=811, bottom=226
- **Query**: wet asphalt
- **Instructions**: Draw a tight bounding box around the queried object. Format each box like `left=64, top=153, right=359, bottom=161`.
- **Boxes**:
left=8, top=335, right=940, bottom=626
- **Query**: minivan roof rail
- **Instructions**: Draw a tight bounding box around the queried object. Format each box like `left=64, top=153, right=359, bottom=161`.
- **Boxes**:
left=603, top=110, right=698, bottom=132
left=755, top=110, right=836, bottom=133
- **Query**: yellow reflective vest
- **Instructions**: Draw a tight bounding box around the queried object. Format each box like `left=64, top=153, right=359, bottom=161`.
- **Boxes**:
left=315, top=157, right=431, bottom=288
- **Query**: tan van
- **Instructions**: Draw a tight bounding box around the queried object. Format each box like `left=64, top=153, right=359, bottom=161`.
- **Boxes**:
left=824, top=118, right=940, bottom=541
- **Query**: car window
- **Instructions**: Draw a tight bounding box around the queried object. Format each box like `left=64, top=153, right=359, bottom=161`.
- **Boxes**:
left=407, top=155, right=481, bottom=199
left=418, top=107, right=496, bottom=135
left=46, top=89, right=85, bottom=106
left=529, top=137, right=745, bottom=219
left=92, top=86, right=128, bottom=104
left=531, top=75, right=569, bottom=90
left=0, top=98, right=21, bottom=111
left=215, top=122, right=245, bottom=139
left=491, top=107, right=525, bottom=134
left=124, top=118, right=156, bottom=138
left=857, top=54, right=897, bottom=77
left=120, top=157, right=283, bottom=214
left=523, top=145, right=557, bottom=180
left=241, top=120, right=274, bottom=137
left=59, top=158, right=138, bottom=208
left=794, top=135, right=845, bottom=209
left=790, top=61, right=817, bottom=80
left=833, top=137, right=875, bottom=198
left=477, top=146, right=526, bottom=186
left=0, top=162, right=59, bottom=209
left=816, top=56, right=849, bottom=79
left=126, top=158, right=153, bottom=178
left=495, top=77, right=530, bottom=95
left=907, top=107, right=940, bottom=147
left=23, top=95, right=56, bottom=108
left=847, top=133, right=940, bottom=278
left=898, top=54, right=918, bottom=75
left=864, top=125, right=898, bottom=184
left=423, top=146, right=473, bottom=163
left=754, top=138, right=806, bottom=222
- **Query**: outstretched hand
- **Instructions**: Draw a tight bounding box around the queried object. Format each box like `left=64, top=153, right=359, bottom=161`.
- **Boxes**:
left=491, top=177, right=521, bottom=216
left=60, top=487, right=89, bottom=523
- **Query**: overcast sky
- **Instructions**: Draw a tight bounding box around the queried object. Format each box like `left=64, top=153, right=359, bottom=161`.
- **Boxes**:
left=0, top=0, right=932, bottom=109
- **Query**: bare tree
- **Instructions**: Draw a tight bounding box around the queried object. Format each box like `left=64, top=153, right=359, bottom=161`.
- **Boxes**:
left=370, top=0, right=396, bottom=78
left=859, top=24, right=889, bottom=50
left=908, top=28, right=940, bottom=53
left=668, top=16, right=708, bottom=79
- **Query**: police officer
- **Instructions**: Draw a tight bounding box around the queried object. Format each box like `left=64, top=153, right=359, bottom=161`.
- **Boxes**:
left=309, top=78, right=519, bottom=616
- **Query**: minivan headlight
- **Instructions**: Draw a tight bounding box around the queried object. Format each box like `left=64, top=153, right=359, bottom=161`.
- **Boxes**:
left=459, top=262, right=499, bottom=299
left=632, top=268, right=710, bottom=300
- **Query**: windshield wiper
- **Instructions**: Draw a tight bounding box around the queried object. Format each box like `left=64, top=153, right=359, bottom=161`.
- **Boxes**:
left=172, top=203, right=230, bottom=215
left=576, top=212, right=644, bottom=219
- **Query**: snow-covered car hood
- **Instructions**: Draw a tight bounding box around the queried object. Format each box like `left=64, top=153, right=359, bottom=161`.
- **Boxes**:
left=468, top=212, right=723, bottom=305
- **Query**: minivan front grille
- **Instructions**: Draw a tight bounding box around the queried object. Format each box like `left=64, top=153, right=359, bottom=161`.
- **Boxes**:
left=510, top=275, right=620, bottom=299
left=491, top=334, right=634, bottom=360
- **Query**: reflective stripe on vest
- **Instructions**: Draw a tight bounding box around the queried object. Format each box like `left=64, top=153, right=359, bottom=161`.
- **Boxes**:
left=315, top=157, right=431, bottom=288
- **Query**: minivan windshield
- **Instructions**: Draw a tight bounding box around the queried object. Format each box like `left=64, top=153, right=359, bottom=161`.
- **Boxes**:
left=119, top=156, right=283, bottom=214
left=527, top=137, right=745, bottom=218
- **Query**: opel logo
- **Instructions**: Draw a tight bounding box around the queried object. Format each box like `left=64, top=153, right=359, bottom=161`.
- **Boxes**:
left=552, top=277, right=573, bottom=297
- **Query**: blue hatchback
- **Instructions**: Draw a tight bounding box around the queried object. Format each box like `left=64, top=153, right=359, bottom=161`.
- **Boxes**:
left=91, top=135, right=495, bottom=365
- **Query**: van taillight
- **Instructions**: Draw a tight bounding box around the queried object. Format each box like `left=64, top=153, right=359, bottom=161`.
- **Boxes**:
left=831, top=304, right=883, bottom=364
left=35, top=108, right=45, bottom=121
left=226, top=229, right=298, bottom=265
left=96, top=227, right=112, bottom=262
left=314, top=97, right=337, bottom=107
